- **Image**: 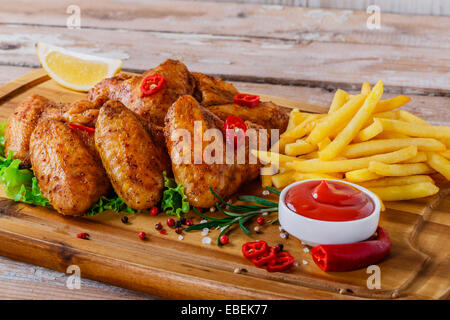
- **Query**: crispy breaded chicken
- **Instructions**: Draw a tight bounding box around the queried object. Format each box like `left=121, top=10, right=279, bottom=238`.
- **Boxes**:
left=192, top=72, right=238, bottom=106
left=88, top=59, right=195, bottom=126
left=208, top=101, right=289, bottom=133
left=164, top=95, right=267, bottom=208
left=30, top=119, right=110, bottom=215
left=95, top=100, right=169, bottom=210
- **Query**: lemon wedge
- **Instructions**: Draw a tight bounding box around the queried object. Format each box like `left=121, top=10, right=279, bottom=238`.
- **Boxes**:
left=36, top=42, right=123, bottom=92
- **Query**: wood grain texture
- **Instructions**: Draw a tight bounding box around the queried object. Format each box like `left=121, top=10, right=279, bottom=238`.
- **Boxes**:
left=0, top=70, right=448, bottom=300
left=0, top=1, right=449, bottom=95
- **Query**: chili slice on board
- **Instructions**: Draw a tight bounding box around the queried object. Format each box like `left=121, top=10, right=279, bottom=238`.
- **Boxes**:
left=266, top=251, right=295, bottom=273
left=311, top=226, right=391, bottom=272
left=69, top=123, right=95, bottom=134
left=251, top=246, right=277, bottom=267
left=140, top=74, right=165, bottom=97
left=224, top=115, right=247, bottom=148
left=234, top=93, right=260, bottom=108
left=242, top=240, right=268, bottom=259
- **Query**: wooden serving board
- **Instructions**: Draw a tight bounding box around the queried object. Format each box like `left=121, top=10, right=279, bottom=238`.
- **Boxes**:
left=0, top=69, right=449, bottom=300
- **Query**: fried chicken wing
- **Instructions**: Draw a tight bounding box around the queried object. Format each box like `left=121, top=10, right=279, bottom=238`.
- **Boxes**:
left=30, top=119, right=110, bottom=215
left=95, top=100, right=168, bottom=210
left=164, top=95, right=266, bottom=208
left=192, top=72, right=238, bottom=106
left=208, top=101, right=289, bottom=133
left=88, top=59, right=195, bottom=126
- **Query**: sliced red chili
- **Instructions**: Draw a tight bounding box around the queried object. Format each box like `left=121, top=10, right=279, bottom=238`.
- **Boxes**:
left=234, top=93, right=260, bottom=108
left=266, top=251, right=295, bottom=273
left=311, top=226, right=391, bottom=272
left=242, top=240, right=268, bottom=259
left=224, top=115, right=246, bottom=147
left=251, top=246, right=277, bottom=267
left=140, top=74, right=165, bottom=97
left=69, top=123, right=95, bottom=134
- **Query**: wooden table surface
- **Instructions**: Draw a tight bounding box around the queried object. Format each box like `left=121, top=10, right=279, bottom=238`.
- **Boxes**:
left=0, top=0, right=449, bottom=299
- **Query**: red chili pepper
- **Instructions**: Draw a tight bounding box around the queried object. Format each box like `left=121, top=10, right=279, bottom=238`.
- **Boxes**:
left=69, top=123, right=95, bottom=134
left=224, top=115, right=246, bottom=147
left=242, top=240, right=268, bottom=259
left=234, top=93, right=260, bottom=108
left=266, top=251, right=295, bottom=272
left=150, top=206, right=159, bottom=216
left=251, top=247, right=277, bottom=267
left=140, top=74, right=165, bottom=97
left=311, top=227, right=391, bottom=272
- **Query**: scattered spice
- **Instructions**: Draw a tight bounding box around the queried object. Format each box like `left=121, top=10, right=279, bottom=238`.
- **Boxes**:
left=155, top=222, right=163, bottom=230
left=180, top=217, right=187, bottom=225
left=186, top=218, right=194, bottom=226
left=175, top=220, right=182, bottom=228
left=167, top=218, right=175, bottom=227
left=160, top=229, right=167, bottom=235
left=256, top=217, right=265, bottom=225
left=253, top=226, right=261, bottom=233
left=175, top=227, right=183, bottom=234
left=219, top=234, right=229, bottom=245
left=76, top=232, right=89, bottom=240
left=150, top=206, right=159, bottom=216
left=275, top=244, right=284, bottom=252
left=138, top=232, right=146, bottom=240
left=178, top=235, right=184, bottom=241
left=121, top=216, right=128, bottom=224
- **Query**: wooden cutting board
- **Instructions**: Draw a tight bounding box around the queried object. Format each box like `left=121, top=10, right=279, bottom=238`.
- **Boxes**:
left=0, top=69, right=448, bottom=300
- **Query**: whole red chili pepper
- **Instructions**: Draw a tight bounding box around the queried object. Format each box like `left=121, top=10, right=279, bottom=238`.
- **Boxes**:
left=234, top=93, right=260, bottom=108
left=242, top=240, right=268, bottom=259
left=251, top=247, right=277, bottom=267
left=224, top=115, right=247, bottom=148
left=266, top=251, right=295, bottom=272
left=311, top=227, right=391, bottom=272
left=69, top=123, right=95, bottom=134
left=140, top=74, right=165, bottom=97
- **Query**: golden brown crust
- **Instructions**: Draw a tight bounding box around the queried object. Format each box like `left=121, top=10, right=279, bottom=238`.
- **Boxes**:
left=95, top=100, right=166, bottom=210
left=192, top=72, right=238, bottom=106
left=164, top=95, right=266, bottom=208
left=88, top=59, right=195, bottom=126
left=30, top=119, right=110, bottom=216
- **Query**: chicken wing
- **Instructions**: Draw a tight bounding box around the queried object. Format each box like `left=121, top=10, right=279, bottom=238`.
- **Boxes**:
left=208, top=101, right=289, bottom=133
left=88, top=59, right=195, bottom=126
left=95, top=100, right=169, bottom=210
left=165, top=95, right=266, bottom=208
left=192, top=72, right=238, bottom=106
left=30, top=119, right=110, bottom=215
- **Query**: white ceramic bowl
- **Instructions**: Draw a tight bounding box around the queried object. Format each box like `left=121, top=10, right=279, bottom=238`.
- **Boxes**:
left=278, top=179, right=381, bottom=246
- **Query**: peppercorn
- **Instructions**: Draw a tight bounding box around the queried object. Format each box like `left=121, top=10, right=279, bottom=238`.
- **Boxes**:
left=256, top=217, right=265, bottom=225
left=155, top=222, right=163, bottom=230
left=175, top=220, right=182, bottom=228
left=180, top=217, right=187, bottom=225
left=138, top=232, right=146, bottom=240
left=253, top=226, right=261, bottom=233
left=167, top=218, right=175, bottom=227
left=275, top=244, right=284, bottom=252
left=121, top=216, right=128, bottom=224
left=219, top=234, right=229, bottom=245
left=175, top=227, right=183, bottom=234
left=150, top=206, right=159, bottom=216
left=186, top=219, right=194, bottom=226
left=160, top=229, right=167, bottom=235
left=76, top=232, right=88, bottom=239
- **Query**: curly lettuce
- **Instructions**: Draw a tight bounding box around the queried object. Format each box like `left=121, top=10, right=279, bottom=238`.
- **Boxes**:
left=161, top=171, right=190, bottom=217
left=85, top=195, right=135, bottom=216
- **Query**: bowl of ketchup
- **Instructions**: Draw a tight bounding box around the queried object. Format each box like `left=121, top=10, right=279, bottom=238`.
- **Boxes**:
left=279, top=179, right=381, bottom=246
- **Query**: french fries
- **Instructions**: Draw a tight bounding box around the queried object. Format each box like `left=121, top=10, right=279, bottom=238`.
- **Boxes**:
left=257, top=81, right=449, bottom=202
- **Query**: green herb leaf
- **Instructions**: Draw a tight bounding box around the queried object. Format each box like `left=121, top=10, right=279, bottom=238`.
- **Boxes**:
left=237, top=195, right=278, bottom=207
left=86, top=195, right=135, bottom=216
left=161, top=171, right=190, bottom=218
left=265, top=186, right=281, bottom=196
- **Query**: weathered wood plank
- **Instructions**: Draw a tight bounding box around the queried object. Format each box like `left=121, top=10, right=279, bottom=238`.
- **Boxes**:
left=0, top=25, right=449, bottom=95
left=1, top=1, right=449, bottom=49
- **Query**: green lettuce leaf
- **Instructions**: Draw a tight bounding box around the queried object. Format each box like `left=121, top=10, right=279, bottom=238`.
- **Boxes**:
left=85, top=195, right=135, bottom=216
left=161, top=171, right=190, bottom=217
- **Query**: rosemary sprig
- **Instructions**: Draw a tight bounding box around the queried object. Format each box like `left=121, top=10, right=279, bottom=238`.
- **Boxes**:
left=185, top=186, right=280, bottom=245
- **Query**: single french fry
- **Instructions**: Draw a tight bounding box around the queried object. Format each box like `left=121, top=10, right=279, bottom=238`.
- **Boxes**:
left=328, top=89, right=350, bottom=114
left=308, top=94, right=366, bottom=145
left=288, top=145, right=417, bottom=173
left=318, top=137, right=331, bottom=150
left=401, top=152, right=428, bottom=163
left=377, top=118, right=450, bottom=139
left=361, top=82, right=371, bottom=95
left=320, top=80, right=384, bottom=160
left=375, top=131, right=410, bottom=139
left=251, top=150, right=298, bottom=166
left=398, top=110, right=430, bottom=125
left=374, top=95, right=411, bottom=113
left=342, top=138, right=446, bottom=158
left=345, top=168, right=381, bottom=182
left=427, top=152, right=450, bottom=180
left=293, top=172, right=339, bottom=181
left=359, top=175, right=433, bottom=188
left=368, top=161, right=434, bottom=176
left=441, top=149, right=450, bottom=160
left=354, top=119, right=383, bottom=142
left=368, top=182, right=439, bottom=201
left=271, top=171, right=295, bottom=188
left=261, top=173, right=272, bottom=188
left=285, top=140, right=316, bottom=156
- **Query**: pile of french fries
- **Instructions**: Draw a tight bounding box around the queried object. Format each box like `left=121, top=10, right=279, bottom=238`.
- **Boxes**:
left=254, top=80, right=450, bottom=203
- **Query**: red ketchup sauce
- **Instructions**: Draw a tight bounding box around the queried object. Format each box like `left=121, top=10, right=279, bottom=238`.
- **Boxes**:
left=284, top=180, right=375, bottom=222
